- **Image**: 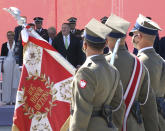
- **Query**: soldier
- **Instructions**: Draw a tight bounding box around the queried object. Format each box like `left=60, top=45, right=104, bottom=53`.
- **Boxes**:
left=33, top=17, right=49, bottom=42
left=131, top=14, right=165, bottom=131
left=105, top=14, right=159, bottom=131
left=67, top=17, right=81, bottom=36
left=69, top=18, right=125, bottom=131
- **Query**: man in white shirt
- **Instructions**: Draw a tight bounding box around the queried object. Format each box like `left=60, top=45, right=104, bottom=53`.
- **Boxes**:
left=53, top=23, right=85, bottom=67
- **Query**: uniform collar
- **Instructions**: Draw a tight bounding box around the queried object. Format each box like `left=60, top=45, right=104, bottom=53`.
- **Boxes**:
left=87, top=54, right=99, bottom=60
left=71, top=29, right=76, bottom=33
left=138, top=46, right=153, bottom=54
left=89, top=54, right=105, bottom=61
left=118, top=45, right=127, bottom=50
left=110, top=45, right=127, bottom=52
left=37, top=28, right=42, bottom=32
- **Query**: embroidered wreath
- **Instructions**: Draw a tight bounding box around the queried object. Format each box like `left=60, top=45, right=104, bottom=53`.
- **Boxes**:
left=18, top=70, right=57, bottom=121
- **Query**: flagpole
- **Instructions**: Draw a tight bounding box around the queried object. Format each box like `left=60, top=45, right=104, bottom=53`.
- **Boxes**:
left=110, top=38, right=120, bottom=65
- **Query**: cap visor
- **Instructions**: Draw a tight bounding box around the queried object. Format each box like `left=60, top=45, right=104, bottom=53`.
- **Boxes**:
left=129, top=27, right=138, bottom=36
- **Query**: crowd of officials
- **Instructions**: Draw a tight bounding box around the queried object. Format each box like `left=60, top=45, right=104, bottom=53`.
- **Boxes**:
left=2, top=16, right=165, bottom=68
left=1, top=16, right=87, bottom=68
left=1, top=14, right=165, bottom=131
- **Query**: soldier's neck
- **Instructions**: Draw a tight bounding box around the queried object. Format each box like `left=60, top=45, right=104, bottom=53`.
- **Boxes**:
left=109, top=41, right=124, bottom=50
left=86, top=50, right=103, bottom=57
left=138, top=42, right=153, bottom=50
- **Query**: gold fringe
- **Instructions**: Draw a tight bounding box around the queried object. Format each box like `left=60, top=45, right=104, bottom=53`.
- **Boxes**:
left=60, top=116, right=70, bottom=131
left=12, top=124, right=19, bottom=131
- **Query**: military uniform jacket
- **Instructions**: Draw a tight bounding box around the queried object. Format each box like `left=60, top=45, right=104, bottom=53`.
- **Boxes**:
left=36, top=28, right=49, bottom=42
left=138, top=47, right=165, bottom=131
left=69, top=55, right=124, bottom=131
left=106, top=45, right=159, bottom=131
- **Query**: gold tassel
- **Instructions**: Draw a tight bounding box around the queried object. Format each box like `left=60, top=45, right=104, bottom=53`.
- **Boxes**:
left=60, top=116, right=70, bottom=131
left=12, top=124, right=19, bottom=131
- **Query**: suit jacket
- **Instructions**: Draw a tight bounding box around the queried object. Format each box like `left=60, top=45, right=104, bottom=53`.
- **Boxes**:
left=69, top=55, right=124, bottom=131
left=52, top=33, right=85, bottom=67
left=106, top=45, right=159, bottom=131
left=1, top=42, right=20, bottom=64
left=159, top=36, right=165, bottom=59
left=138, top=48, right=165, bottom=131
left=70, top=29, right=81, bottom=35
left=1, top=42, right=9, bottom=56
left=36, top=28, right=49, bottom=42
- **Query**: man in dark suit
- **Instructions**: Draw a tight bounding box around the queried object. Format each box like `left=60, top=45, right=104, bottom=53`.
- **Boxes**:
left=48, top=27, right=56, bottom=46
left=53, top=23, right=85, bottom=67
left=14, top=16, right=27, bottom=43
left=33, top=17, right=49, bottom=42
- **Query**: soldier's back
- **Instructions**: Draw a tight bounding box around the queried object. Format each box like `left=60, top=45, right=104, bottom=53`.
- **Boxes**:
left=70, top=55, right=121, bottom=131
left=106, top=45, right=150, bottom=131
left=138, top=48, right=165, bottom=131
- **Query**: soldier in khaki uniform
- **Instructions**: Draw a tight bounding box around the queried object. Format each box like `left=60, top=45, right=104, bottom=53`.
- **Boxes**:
left=69, top=18, right=125, bottom=131
left=131, top=14, right=165, bottom=131
left=105, top=14, right=159, bottom=131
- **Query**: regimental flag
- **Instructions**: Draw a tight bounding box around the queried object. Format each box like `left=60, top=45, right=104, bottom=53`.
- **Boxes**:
left=12, top=26, right=76, bottom=131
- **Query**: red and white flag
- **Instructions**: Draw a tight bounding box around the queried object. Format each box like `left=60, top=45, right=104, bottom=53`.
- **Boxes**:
left=12, top=26, right=76, bottom=131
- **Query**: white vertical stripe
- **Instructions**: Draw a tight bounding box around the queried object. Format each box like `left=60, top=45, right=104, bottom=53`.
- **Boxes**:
left=124, top=58, right=137, bottom=100
left=123, top=59, right=143, bottom=131
left=140, top=67, right=150, bottom=105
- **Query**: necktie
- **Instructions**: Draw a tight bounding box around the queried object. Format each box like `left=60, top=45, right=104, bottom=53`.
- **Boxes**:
left=65, top=36, right=68, bottom=49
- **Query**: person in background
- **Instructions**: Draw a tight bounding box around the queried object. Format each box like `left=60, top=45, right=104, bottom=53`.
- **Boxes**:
left=1, top=31, right=18, bottom=58
left=1, top=31, right=20, bottom=105
left=100, top=16, right=109, bottom=54
left=67, top=17, right=81, bottom=36
left=53, top=23, right=85, bottom=67
left=28, top=23, right=35, bottom=30
left=48, top=27, right=56, bottom=46
left=33, top=17, right=49, bottom=42
left=18, top=23, right=35, bottom=66
left=100, top=16, right=108, bottom=24
left=159, top=36, right=165, bottom=59
left=14, top=16, right=27, bottom=43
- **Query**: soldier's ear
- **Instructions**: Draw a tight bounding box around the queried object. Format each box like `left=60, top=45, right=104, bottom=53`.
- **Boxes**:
left=106, top=39, right=108, bottom=44
left=83, top=42, right=87, bottom=49
left=105, top=42, right=108, bottom=47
